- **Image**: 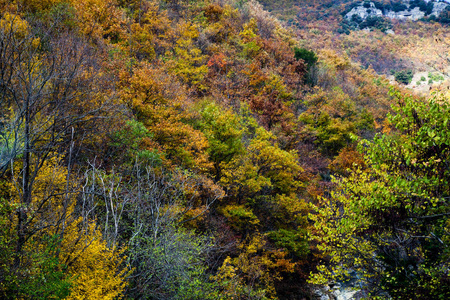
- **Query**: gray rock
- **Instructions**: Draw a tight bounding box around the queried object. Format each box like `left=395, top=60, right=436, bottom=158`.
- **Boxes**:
left=314, top=283, right=360, bottom=300
left=385, top=7, right=425, bottom=21
left=432, top=2, right=449, bottom=17
left=344, top=1, right=449, bottom=22
left=345, top=3, right=382, bottom=21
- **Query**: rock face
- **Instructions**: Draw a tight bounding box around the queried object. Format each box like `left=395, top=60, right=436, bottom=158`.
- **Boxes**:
left=433, top=2, right=450, bottom=16
left=385, top=7, right=425, bottom=20
left=345, top=2, right=383, bottom=21
left=344, top=1, right=449, bottom=22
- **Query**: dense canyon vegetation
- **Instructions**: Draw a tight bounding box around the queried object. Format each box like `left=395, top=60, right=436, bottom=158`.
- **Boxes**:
left=0, top=0, right=449, bottom=299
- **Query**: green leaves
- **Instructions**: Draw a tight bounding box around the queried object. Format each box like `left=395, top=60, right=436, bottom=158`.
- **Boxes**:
left=267, top=229, right=308, bottom=257
left=0, top=233, right=72, bottom=300
left=197, top=102, right=244, bottom=178
left=128, top=225, right=217, bottom=300
left=311, top=91, right=450, bottom=298
left=294, top=47, right=318, bottom=67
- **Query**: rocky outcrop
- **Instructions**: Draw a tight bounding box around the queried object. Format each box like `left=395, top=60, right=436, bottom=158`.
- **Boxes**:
left=384, top=7, right=425, bottom=20
left=344, top=1, right=449, bottom=22
left=433, top=2, right=450, bottom=16
left=345, top=3, right=383, bottom=21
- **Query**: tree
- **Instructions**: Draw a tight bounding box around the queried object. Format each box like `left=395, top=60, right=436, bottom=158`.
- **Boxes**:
left=294, top=47, right=317, bottom=85
left=62, top=222, right=129, bottom=300
left=82, top=162, right=223, bottom=299
left=212, top=232, right=295, bottom=300
left=127, top=224, right=218, bottom=300
left=166, top=21, right=208, bottom=90
left=124, top=0, right=175, bottom=60
left=197, top=102, right=244, bottom=180
left=68, top=0, right=126, bottom=42
left=119, top=62, right=212, bottom=171
left=0, top=12, right=119, bottom=297
left=310, top=91, right=450, bottom=298
left=0, top=154, right=129, bottom=299
left=294, top=47, right=317, bottom=67
left=394, top=69, right=413, bottom=85
left=298, top=88, right=359, bottom=156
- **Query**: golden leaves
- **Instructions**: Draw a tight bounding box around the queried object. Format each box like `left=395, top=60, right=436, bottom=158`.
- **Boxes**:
left=63, top=223, right=129, bottom=300
left=69, top=0, right=126, bottom=42
left=0, top=12, right=30, bottom=38
left=213, top=232, right=295, bottom=299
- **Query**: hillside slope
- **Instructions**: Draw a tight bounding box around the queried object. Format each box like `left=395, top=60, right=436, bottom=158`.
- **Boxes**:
left=0, top=1, right=448, bottom=299
left=261, top=0, right=450, bottom=93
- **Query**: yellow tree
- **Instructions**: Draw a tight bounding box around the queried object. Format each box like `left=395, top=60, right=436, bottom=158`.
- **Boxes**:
left=0, top=153, right=129, bottom=299
left=166, top=21, right=209, bottom=90
left=62, top=222, right=129, bottom=300
left=69, top=0, right=126, bottom=42
left=0, top=10, right=126, bottom=298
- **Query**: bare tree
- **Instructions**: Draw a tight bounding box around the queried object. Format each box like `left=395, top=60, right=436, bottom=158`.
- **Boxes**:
left=0, top=13, right=118, bottom=271
left=79, top=159, right=223, bottom=298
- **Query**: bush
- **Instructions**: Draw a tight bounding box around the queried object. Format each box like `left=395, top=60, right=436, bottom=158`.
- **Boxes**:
left=351, top=13, right=363, bottom=24
left=437, top=6, right=450, bottom=24
left=410, top=0, right=428, bottom=12
left=341, top=2, right=361, bottom=17
left=428, top=72, right=445, bottom=82
left=394, top=70, right=413, bottom=85
left=373, top=1, right=385, bottom=11
left=359, top=16, right=391, bottom=31
left=390, top=2, right=408, bottom=12
left=294, top=47, right=318, bottom=66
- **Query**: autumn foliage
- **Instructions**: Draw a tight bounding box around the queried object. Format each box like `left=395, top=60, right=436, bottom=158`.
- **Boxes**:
left=0, top=0, right=447, bottom=299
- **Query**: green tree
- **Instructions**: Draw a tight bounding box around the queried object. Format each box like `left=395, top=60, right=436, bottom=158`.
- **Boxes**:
left=394, top=69, right=413, bottom=85
left=310, top=91, right=450, bottom=299
left=294, top=47, right=317, bottom=67
left=294, top=47, right=317, bottom=85
left=197, top=102, right=244, bottom=180
left=93, top=163, right=222, bottom=300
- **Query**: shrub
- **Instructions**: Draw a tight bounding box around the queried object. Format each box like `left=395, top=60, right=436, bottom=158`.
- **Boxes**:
left=359, top=16, right=391, bottom=31
left=394, top=70, right=413, bottom=85
left=390, top=2, right=407, bottom=12
left=437, top=6, right=450, bottom=24
left=294, top=47, right=318, bottom=66
left=428, top=73, right=445, bottom=82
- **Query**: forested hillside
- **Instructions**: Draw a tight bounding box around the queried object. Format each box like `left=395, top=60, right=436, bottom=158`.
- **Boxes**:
left=261, top=0, right=450, bottom=94
left=0, top=0, right=449, bottom=299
